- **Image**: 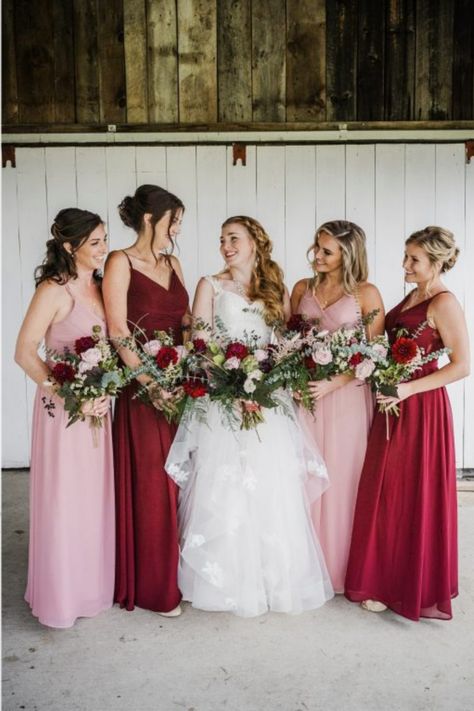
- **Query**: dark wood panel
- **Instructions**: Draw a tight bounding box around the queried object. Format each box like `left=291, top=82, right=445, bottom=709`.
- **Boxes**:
left=2, top=0, right=18, bottom=123
left=357, top=0, right=385, bottom=120
left=73, top=0, right=100, bottom=123
left=217, top=0, right=252, bottom=122
left=326, top=0, right=358, bottom=121
left=52, top=0, right=75, bottom=123
left=452, top=0, right=474, bottom=120
left=147, top=0, right=178, bottom=122
left=385, top=0, right=416, bottom=120
left=178, top=0, right=218, bottom=122
left=124, top=0, right=148, bottom=123
left=252, top=0, right=286, bottom=121
left=415, top=0, right=454, bottom=120
left=286, top=0, right=326, bottom=122
left=97, top=0, right=126, bottom=123
left=15, top=0, right=55, bottom=123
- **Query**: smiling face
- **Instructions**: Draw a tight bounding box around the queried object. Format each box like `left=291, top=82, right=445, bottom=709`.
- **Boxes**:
left=150, top=208, right=183, bottom=251
left=313, top=230, right=343, bottom=276
left=219, top=222, right=256, bottom=268
left=403, top=243, right=438, bottom=286
left=69, top=224, right=108, bottom=271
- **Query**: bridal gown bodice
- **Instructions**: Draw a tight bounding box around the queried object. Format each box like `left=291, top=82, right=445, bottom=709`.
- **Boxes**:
left=208, top=276, right=273, bottom=345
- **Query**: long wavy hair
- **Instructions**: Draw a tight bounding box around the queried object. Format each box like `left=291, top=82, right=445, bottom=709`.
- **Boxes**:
left=221, top=216, right=285, bottom=325
left=307, top=220, right=368, bottom=293
left=35, top=208, right=103, bottom=287
left=118, top=184, right=184, bottom=264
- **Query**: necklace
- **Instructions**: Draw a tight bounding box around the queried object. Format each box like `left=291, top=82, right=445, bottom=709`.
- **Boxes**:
left=315, top=284, right=345, bottom=309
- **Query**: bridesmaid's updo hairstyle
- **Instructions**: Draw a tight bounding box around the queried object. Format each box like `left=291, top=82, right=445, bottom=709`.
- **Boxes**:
left=118, top=184, right=184, bottom=263
left=308, top=220, right=369, bottom=294
left=405, top=226, right=459, bottom=273
left=221, top=216, right=285, bottom=325
left=35, top=207, right=103, bottom=287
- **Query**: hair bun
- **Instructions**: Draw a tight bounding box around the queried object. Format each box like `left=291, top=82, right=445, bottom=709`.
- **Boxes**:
left=442, top=246, right=460, bottom=272
left=118, top=195, right=140, bottom=229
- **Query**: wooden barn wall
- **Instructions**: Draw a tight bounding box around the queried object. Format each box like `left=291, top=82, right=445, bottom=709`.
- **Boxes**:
left=2, top=0, right=474, bottom=129
left=2, top=143, right=473, bottom=468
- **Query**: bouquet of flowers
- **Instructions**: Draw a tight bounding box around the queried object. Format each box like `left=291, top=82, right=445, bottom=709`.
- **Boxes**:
left=44, top=325, right=125, bottom=433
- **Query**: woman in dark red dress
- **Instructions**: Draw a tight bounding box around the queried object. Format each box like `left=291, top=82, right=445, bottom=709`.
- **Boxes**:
left=345, top=226, right=470, bottom=621
left=103, top=185, right=190, bottom=617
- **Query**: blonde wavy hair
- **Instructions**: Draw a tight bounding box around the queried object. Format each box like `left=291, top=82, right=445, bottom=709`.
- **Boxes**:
left=221, top=216, right=285, bottom=324
left=307, top=220, right=368, bottom=293
left=406, top=226, right=459, bottom=273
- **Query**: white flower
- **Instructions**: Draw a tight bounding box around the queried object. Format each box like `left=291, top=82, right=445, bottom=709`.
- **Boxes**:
left=248, top=369, right=263, bottom=381
left=313, top=347, right=333, bottom=365
left=355, top=359, right=376, bottom=380
left=80, top=347, right=102, bottom=366
left=254, top=349, right=267, bottom=362
left=78, top=360, right=95, bottom=374
left=224, top=356, right=240, bottom=370
left=243, top=378, right=256, bottom=394
left=189, top=534, right=205, bottom=548
left=202, top=561, right=224, bottom=588
left=372, top=343, right=388, bottom=359
left=242, top=475, right=257, bottom=491
left=143, top=339, right=162, bottom=356
left=166, top=463, right=188, bottom=484
left=175, top=345, right=187, bottom=361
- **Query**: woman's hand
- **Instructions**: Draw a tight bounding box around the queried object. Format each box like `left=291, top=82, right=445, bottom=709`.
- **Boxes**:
left=376, top=382, right=412, bottom=409
left=81, top=396, right=110, bottom=418
left=308, top=373, right=352, bottom=401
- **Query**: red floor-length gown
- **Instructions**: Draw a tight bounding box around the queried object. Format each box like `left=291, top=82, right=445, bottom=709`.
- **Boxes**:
left=345, top=292, right=458, bottom=620
left=113, top=256, right=189, bottom=612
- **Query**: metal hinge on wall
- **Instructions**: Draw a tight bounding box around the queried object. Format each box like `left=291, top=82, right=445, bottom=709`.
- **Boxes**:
left=2, top=145, right=16, bottom=168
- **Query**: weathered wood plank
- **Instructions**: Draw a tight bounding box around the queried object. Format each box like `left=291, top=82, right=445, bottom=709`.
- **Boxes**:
left=52, top=0, right=75, bottom=123
left=357, top=0, right=385, bottom=120
left=415, top=0, right=454, bottom=120
left=452, top=0, right=474, bottom=120
left=178, top=0, right=218, bottom=122
left=97, top=0, right=126, bottom=123
left=73, top=0, right=100, bottom=123
left=286, top=0, right=326, bottom=122
left=217, top=0, right=252, bottom=122
left=2, top=0, right=18, bottom=123
left=326, top=0, right=357, bottom=121
left=252, top=0, right=286, bottom=121
left=147, top=0, right=178, bottom=122
left=123, top=0, right=148, bottom=123
left=385, top=0, right=416, bottom=120
left=15, top=0, right=55, bottom=123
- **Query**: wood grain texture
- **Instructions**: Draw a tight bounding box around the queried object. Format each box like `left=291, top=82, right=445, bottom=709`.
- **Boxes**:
left=73, top=0, right=100, bottom=123
left=286, top=0, right=326, bottom=122
left=147, top=0, right=178, bottom=122
left=124, top=0, right=148, bottom=123
left=385, top=0, right=416, bottom=120
left=357, top=0, right=385, bottom=120
left=252, top=0, right=286, bottom=121
left=52, top=0, right=75, bottom=122
left=2, top=0, right=18, bottom=123
left=97, top=0, right=127, bottom=123
left=452, top=0, right=474, bottom=120
left=178, top=0, right=218, bottom=122
left=217, top=0, right=252, bottom=122
left=326, top=0, right=358, bottom=121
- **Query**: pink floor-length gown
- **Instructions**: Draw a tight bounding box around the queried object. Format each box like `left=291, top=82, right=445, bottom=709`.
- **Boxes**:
left=25, top=290, right=115, bottom=628
left=296, top=285, right=374, bottom=592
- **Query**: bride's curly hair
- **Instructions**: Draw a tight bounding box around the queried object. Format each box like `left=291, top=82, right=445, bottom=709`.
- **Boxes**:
left=221, top=216, right=285, bottom=325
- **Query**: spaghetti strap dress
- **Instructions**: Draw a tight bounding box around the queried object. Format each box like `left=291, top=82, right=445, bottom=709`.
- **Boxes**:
left=345, top=292, right=457, bottom=620
left=113, top=253, right=189, bottom=613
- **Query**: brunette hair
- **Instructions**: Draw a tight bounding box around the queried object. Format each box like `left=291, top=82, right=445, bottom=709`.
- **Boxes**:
left=221, top=216, right=285, bottom=325
left=35, top=208, right=103, bottom=287
left=405, top=226, right=459, bottom=273
left=118, top=184, right=184, bottom=263
left=307, top=220, right=369, bottom=293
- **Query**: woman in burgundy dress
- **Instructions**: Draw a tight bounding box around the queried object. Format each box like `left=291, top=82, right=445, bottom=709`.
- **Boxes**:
left=345, top=226, right=470, bottom=621
left=103, top=185, right=190, bottom=617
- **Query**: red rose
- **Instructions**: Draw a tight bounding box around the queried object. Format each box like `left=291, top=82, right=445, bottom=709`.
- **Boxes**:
left=225, top=342, right=249, bottom=360
left=192, top=338, right=207, bottom=353
left=392, top=337, right=418, bottom=364
left=51, top=362, right=76, bottom=384
left=303, top=355, right=316, bottom=370
left=183, top=378, right=208, bottom=398
left=75, top=336, right=96, bottom=354
left=156, top=346, right=179, bottom=369
left=287, top=314, right=312, bottom=335
left=349, top=352, right=364, bottom=367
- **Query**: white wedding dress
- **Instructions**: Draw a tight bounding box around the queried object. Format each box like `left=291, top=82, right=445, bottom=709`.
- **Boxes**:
left=166, top=277, right=334, bottom=616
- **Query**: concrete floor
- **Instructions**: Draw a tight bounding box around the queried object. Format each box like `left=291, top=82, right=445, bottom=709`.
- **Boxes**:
left=2, top=470, right=474, bottom=711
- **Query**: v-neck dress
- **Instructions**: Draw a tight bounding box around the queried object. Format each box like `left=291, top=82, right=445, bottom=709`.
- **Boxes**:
left=113, top=260, right=189, bottom=613
left=25, top=288, right=115, bottom=628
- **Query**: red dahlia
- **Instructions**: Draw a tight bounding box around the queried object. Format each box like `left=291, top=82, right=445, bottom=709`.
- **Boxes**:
left=349, top=352, right=364, bottom=367
left=192, top=338, right=207, bottom=353
left=75, top=336, right=96, bottom=354
left=225, top=342, right=249, bottom=360
left=155, top=346, right=179, bottom=369
left=183, top=379, right=207, bottom=398
left=287, top=314, right=312, bottom=335
left=391, top=337, right=418, bottom=364
left=51, top=362, right=76, bottom=384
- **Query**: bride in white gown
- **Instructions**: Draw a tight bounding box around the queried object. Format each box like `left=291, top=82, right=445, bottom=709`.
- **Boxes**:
left=166, top=216, right=333, bottom=617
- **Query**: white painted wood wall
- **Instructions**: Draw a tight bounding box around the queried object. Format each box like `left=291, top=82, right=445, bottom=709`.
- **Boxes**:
left=2, top=143, right=473, bottom=468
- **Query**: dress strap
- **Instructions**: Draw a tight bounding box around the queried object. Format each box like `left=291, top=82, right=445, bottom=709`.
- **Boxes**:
left=64, top=283, right=74, bottom=299
left=204, top=275, right=223, bottom=295
left=121, top=250, right=133, bottom=269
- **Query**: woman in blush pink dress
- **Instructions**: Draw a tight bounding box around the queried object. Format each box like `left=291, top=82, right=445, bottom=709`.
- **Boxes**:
left=15, top=208, right=114, bottom=628
left=291, top=220, right=385, bottom=593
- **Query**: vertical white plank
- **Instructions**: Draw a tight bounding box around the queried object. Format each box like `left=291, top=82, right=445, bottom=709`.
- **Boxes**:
left=196, top=146, right=228, bottom=279
left=226, top=145, right=257, bottom=217
left=255, top=146, right=286, bottom=268
left=374, top=145, right=406, bottom=311
left=464, top=158, right=474, bottom=467
left=346, top=145, right=376, bottom=279
left=135, top=146, right=167, bottom=188
left=166, top=146, right=199, bottom=299
left=435, top=144, right=467, bottom=468
left=105, top=147, right=137, bottom=251
left=315, top=145, right=345, bottom=225
left=44, top=147, right=77, bottom=225
left=76, top=147, right=108, bottom=219
left=404, top=145, right=436, bottom=235
left=2, top=165, right=30, bottom=466
left=284, top=145, right=316, bottom=292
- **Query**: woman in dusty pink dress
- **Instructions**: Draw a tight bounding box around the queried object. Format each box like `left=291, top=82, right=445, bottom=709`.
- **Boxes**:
left=291, top=220, right=384, bottom=592
left=15, top=208, right=115, bottom=628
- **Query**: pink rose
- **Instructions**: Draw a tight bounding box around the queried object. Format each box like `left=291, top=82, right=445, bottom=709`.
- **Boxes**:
left=313, top=347, right=333, bottom=365
left=143, top=339, right=162, bottom=356
left=80, top=347, right=102, bottom=366
left=355, top=359, right=376, bottom=380
left=254, top=349, right=268, bottom=362
left=372, top=343, right=388, bottom=359
left=224, top=356, right=240, bottom=370
left=175, top=345, right=187, bottom=362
